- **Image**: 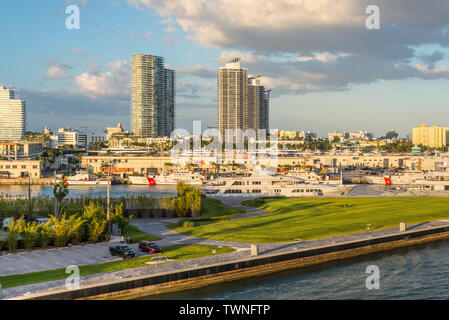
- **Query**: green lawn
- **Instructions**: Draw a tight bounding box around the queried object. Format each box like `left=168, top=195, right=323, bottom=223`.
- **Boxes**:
left=168, top=197, right=449, bottom=243
left=125, top=224, right=161, bottom=242
left=199, top=198, right=246, bottom=218
left=0, top=244, right=234, bottom=289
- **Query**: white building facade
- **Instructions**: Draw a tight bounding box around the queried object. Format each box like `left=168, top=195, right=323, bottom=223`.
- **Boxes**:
left=0, top=87, right=26, bottom=141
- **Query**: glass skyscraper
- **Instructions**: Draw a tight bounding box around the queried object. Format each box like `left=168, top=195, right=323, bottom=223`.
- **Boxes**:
left=131, top=54, right=175, bottom=138
left=218, top=58, right=270, bottom=137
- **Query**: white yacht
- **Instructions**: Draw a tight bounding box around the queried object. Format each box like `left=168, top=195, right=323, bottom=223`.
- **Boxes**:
left=365, top=172, right=426, bottom=185
left=287, top=169, right=343, bottom=185
left=202, top=172, right=354, bottom=197
left=410, top=171, right=449, bottom=191
left=58, top=171, right=111, bottom=186
left=128, top=170, right=204, bottom=186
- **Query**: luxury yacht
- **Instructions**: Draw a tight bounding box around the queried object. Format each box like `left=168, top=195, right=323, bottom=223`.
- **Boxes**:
left=128, top=169, right=204, bottom=186
left=202, top=172, right=353, bottom=197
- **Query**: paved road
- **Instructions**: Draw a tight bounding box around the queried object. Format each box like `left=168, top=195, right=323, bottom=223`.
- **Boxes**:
left=0, top=240, right=145, bottom=277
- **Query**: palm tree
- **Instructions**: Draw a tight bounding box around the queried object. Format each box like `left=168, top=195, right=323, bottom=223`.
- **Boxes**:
left=53, top=181, right=69, bottom=218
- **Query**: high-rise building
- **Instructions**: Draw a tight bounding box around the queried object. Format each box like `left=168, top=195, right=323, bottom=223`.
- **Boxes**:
left=131, top=54, right=175, bottom=138
left=412, top=124, right=449, bottom=148
left=0, top=87, right=26, bottom=141
left=218, top=58, right=248, bottom=137
left=217, top=58, right=270, bottom=137
left=247, top=77, right=269, bottom=132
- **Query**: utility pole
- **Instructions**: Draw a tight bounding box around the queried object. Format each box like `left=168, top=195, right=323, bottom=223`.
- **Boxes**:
left=28, top=172, right=32, bottom=218
left=107, top=162, right=111, bottom=236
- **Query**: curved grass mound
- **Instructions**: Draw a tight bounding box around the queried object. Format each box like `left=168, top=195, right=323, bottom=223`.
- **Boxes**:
left=168, top=197, right=449, bottom=243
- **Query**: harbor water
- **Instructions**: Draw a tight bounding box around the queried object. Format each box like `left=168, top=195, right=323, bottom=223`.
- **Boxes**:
left=141, top=240, right=449, bottom=300
left=0, top=184, right=393, bottom=199
left=0, top=184, right=177, bottom=198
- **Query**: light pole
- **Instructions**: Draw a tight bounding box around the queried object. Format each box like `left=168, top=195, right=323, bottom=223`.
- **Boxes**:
left=27, top=172, right=32, bottom=218
left=106, top=159, right=116, bottom=237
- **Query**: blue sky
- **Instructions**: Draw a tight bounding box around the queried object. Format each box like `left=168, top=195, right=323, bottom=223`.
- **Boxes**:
left=1, top=0, right=449, bottom=137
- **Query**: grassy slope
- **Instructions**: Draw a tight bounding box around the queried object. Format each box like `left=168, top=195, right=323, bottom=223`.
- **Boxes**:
left=199, top=198, right=246, bottom=218
left=0, top=244, right=234, bottom=289
left=169, top=197, right=449, bottom=243
left=126, top=224, right=161, bottom=242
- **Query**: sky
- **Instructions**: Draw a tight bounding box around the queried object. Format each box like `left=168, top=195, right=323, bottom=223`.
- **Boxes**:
left=1, top=0, right=449, bottom=138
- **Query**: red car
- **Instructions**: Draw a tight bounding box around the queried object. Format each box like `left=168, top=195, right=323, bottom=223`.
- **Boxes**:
left=139, top=241, right=161, bottom=254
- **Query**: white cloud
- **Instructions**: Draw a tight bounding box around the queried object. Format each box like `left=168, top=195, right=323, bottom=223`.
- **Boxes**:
left=75, top=60, right=129, bottom=99
left=297, top=52, right=350, bottom=63
left=45, top=58, right=71, bottom=80
left=126, top=0, right=449, bottom=96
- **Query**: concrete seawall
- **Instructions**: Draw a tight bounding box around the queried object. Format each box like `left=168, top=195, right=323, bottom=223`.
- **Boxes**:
left=14, top=223, right=449, bottom=300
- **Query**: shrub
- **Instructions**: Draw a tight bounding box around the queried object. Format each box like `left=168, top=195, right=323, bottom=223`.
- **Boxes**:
left=38, top=220, right=54, bottom=248
left=182, top=221, right=195, bottom=228
left=18, top=218, right=39, bottom=250
left=66, top=215, right=85, bottom=245
left=50, top=214, right=69, bottom=247
left=88, top=219, right=106, bottom=243
left=6, top=219, right=20, bottom=252
left=82, top=201, right=107, bottom=242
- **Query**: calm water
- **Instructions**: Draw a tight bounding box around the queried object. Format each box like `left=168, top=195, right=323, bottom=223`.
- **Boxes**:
left=142, top=240, right=449, bottom=300
left=0, top=184, right=387, bottom=199
left=0, top=184, right=177, bottom=198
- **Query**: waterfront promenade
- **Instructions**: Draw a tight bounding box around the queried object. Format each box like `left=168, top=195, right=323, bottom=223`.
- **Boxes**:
left=3, top=198, right=449, bottom=299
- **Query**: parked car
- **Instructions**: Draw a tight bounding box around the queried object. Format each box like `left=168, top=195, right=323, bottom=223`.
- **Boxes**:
left=138, top=241, right=161, bottom=254
left=109, top=245, right=136, bottom=259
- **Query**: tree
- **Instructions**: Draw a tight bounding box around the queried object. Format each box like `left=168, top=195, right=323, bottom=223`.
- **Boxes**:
left=110, top=202, right=130, bottom=236
left=187, top=189, right=202, bottom=217
left=82, top=201, right=107, bottom=243
left=53, top=181, right=69, bottom=218
left=171, top=182, right=202, bottom=218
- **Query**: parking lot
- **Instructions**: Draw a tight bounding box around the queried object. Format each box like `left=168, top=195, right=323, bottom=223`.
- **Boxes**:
left=0, top=240, right=143, bottom=276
